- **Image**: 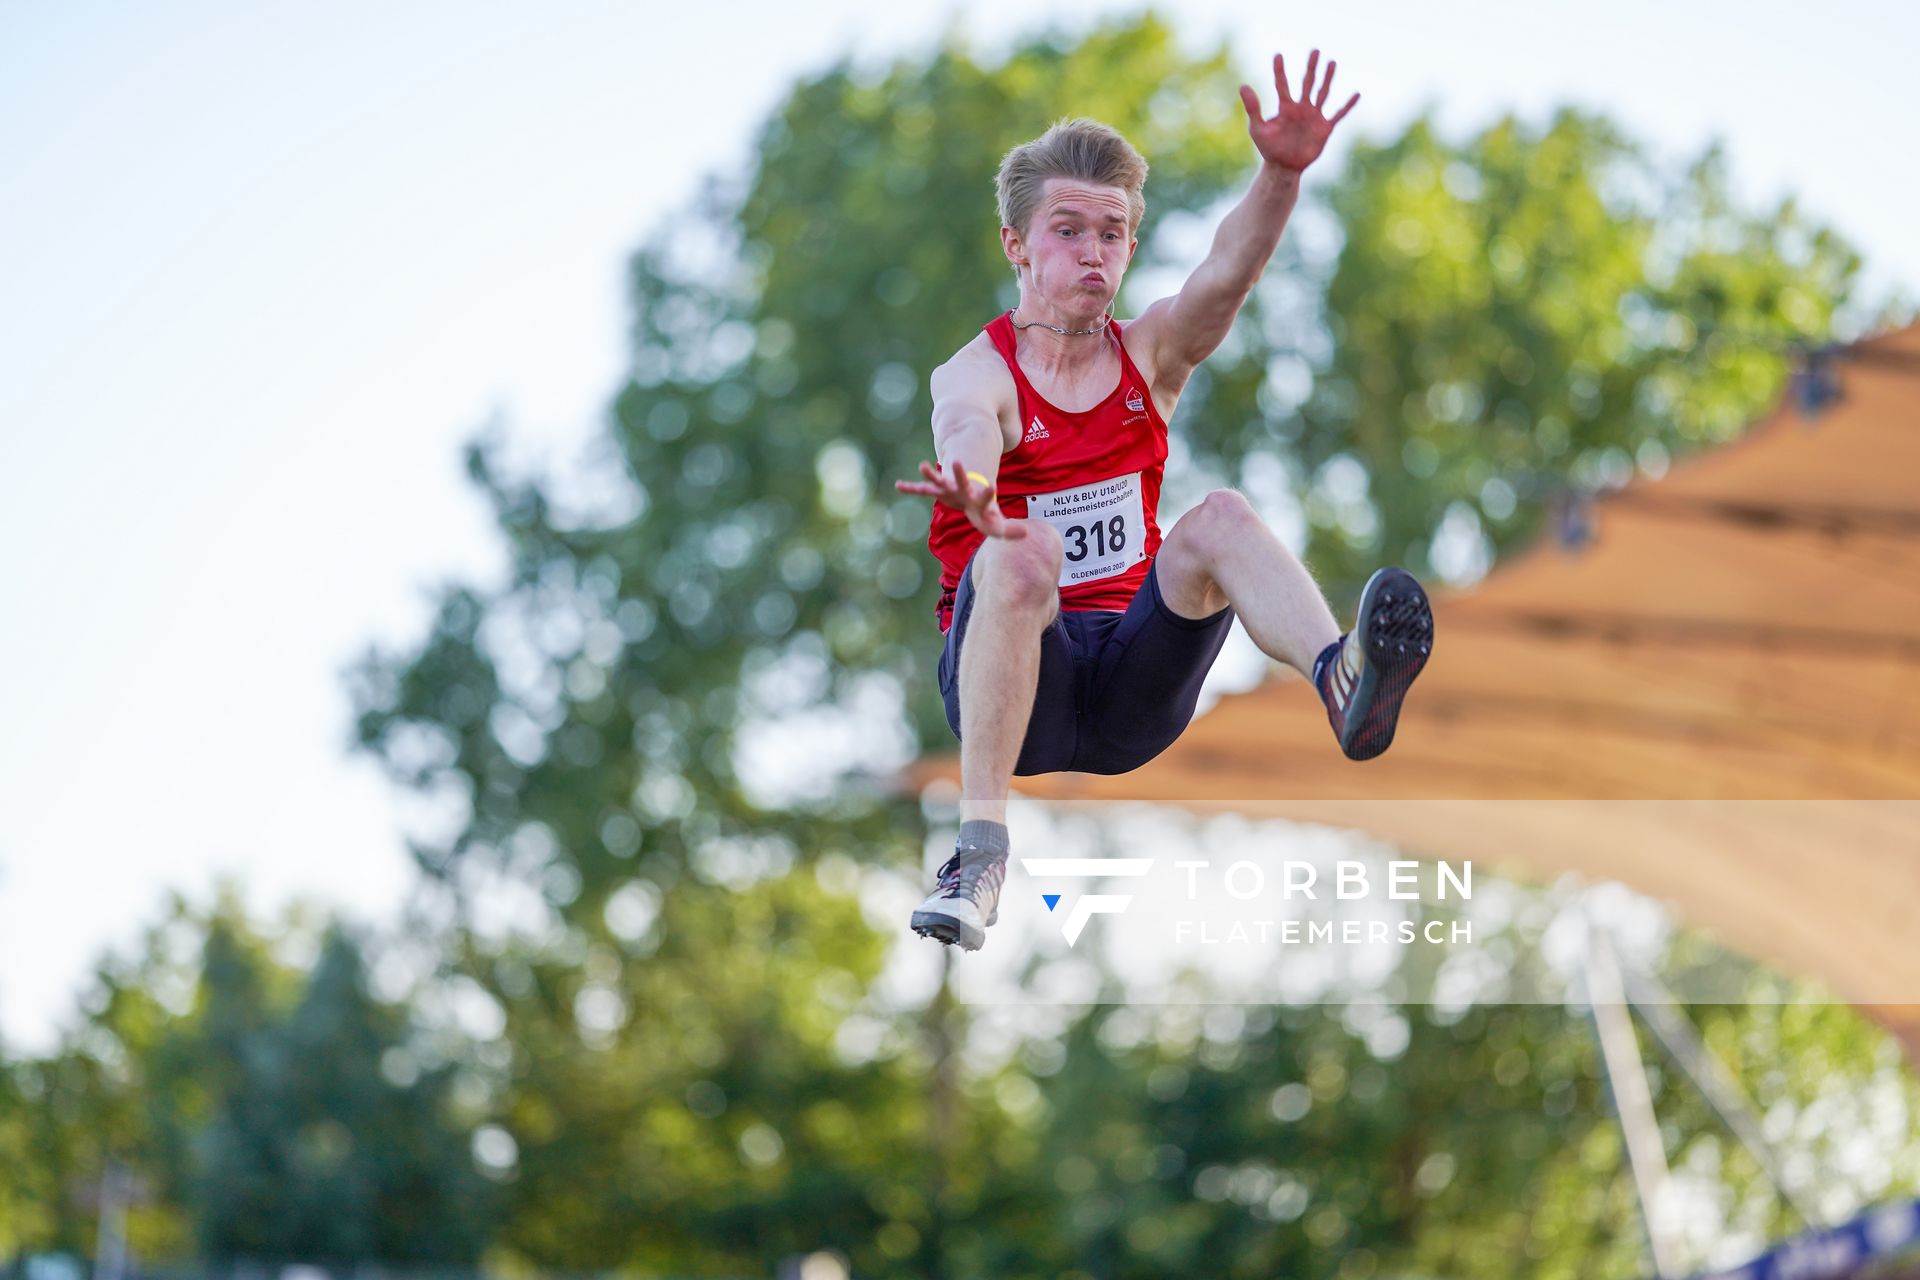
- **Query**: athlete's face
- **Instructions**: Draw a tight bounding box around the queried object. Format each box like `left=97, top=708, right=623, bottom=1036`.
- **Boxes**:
left=1004, top=178, right=1137, bottom=313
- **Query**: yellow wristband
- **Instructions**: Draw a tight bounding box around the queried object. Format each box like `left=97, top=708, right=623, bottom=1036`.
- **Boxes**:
left=965, top=470, right=993, bottom=489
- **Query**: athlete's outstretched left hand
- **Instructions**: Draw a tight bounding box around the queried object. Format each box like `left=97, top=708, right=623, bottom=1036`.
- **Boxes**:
left=896, top=460, right=1029, bottom=541
left=1237, top=49, right=1358, bottom=174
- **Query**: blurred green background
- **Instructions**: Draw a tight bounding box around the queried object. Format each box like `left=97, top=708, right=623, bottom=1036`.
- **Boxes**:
left=4, top=11, right=1917, bottom=1279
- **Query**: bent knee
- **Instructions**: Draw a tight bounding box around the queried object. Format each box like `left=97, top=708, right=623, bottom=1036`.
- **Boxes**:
left=976, top=523, right=1063, bottom=608
left=1172, top=488, right=1261, bottom=555
left=1197, top=487, right=1258, bottom=525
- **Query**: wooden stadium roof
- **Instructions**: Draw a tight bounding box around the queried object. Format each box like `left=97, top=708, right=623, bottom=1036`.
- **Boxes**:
left=919, top=323, right=1920, bottom=1051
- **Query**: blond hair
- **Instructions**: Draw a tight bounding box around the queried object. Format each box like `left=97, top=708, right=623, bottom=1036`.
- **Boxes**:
left=995, top=118, right=1147, bottom=270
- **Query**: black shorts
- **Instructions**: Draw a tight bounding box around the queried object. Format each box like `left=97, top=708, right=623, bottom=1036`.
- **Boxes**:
left=937, top=553, right=1235, bottom=776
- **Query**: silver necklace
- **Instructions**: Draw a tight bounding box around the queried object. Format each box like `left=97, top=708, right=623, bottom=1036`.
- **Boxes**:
left=1010, top=307, right=1113, bottom=336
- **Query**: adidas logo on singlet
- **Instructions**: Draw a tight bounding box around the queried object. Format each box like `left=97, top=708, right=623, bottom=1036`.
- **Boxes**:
left=1023, top=417, right=1050, bottom=445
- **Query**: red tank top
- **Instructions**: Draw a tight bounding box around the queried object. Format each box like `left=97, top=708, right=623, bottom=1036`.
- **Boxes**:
left=930, top=312, right=1169, bottom=632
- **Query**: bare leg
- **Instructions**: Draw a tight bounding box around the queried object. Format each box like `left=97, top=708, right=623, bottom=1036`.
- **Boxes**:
left=956, top=526, right=1064, bottom=823
left=1153, top=489, right=1339, bottom=675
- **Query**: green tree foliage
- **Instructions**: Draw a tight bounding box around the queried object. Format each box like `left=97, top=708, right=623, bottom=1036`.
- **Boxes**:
left=3, top=898, right=488, bottom=1268
left=13, top=899, right=1917, bottom=1278
left=0, top=1050, right=57, bottom=1256
left=183, top=925, right=490, bottom=1266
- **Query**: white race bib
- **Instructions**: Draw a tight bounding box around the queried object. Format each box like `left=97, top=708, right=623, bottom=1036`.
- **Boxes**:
left=1026, top=472, right=1147, bottom=588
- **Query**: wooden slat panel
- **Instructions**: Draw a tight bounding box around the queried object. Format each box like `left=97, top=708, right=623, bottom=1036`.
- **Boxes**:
left=1651, top=327, right=1920, bottom=514
left=1452, top=514, right=1920, bottom=640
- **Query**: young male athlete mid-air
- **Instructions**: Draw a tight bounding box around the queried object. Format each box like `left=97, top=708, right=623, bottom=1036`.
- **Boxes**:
left=898, top=51, right=1434, bottom=951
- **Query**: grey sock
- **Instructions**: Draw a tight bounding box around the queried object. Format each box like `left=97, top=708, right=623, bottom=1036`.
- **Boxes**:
left=956, top=819, right=1010, bottom=859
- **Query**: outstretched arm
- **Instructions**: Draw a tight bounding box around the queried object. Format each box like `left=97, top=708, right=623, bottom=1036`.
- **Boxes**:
left=1131, top=50, right=1358, bottom=385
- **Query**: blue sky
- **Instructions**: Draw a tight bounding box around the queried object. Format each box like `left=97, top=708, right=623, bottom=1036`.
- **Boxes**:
left=3, top=0, right=1916, bottom=1051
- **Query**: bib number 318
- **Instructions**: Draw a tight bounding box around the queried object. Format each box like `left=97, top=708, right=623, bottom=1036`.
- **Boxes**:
left=1063, top=515, right=1126, bottom=562
left=1026, top=472, right=1147, bottom=588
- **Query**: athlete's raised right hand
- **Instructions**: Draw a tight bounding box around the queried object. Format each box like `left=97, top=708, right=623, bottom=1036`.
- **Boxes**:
left=896, top=460, right=1029, bottom=540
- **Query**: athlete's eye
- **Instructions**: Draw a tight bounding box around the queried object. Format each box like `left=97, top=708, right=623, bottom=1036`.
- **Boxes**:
left=1056, top=227, right=1075, bottom=237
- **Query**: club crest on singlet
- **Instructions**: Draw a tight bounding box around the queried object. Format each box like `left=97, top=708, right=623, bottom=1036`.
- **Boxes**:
left=1125, top=387, right=1145, bottom=413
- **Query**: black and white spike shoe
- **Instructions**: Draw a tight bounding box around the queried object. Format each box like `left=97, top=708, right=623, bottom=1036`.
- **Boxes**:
left=1318, top=567, right=1434, bottom=761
